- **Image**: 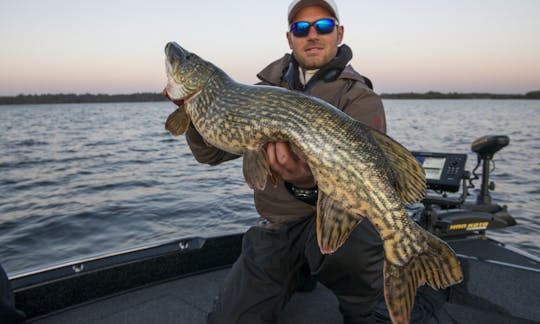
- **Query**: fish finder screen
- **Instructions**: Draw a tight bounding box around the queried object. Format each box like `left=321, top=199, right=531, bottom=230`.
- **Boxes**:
left=416, top=156, right=445, bottom=180
left=412, top=152, right=467, bottom=192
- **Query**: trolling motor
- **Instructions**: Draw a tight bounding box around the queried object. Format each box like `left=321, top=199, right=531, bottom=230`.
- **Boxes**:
left=470, top=135, right=510, bottom=207
left=411, top=135, right=516, bottom=237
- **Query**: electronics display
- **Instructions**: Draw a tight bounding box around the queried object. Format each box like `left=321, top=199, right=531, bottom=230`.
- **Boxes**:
left=412, top=152, right=467, bottom=192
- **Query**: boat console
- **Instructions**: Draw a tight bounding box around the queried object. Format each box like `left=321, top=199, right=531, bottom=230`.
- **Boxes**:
left=411, top=135, right=516, bottom=237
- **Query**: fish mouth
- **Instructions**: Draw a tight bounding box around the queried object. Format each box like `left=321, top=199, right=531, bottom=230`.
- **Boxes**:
left=164, top=48, right=186, bottom=103
left=163, top=41, right=204, bottom=105
left=165, top=42, right=185, bottom=59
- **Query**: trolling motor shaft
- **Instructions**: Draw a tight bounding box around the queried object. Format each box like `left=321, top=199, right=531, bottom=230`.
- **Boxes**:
left=471, top=135, right=510, bottom=205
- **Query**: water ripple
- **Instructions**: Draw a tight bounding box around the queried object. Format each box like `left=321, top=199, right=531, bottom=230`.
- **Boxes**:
left=0, top=100, right=539, bottom=274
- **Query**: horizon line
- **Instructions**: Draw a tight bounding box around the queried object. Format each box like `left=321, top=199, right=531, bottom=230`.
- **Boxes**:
left=2, top=89, right=540, bottom=97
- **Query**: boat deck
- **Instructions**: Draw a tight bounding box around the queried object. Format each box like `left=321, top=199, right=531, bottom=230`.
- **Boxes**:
left=30, top=267, right=535, bottom=324
left=31, top=268, right=345, bottom=324
left=18, top=236, right=540, bottom=324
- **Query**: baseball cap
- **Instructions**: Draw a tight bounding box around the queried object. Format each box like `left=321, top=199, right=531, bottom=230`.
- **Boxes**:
left=288, top=0, right=340, bottom=24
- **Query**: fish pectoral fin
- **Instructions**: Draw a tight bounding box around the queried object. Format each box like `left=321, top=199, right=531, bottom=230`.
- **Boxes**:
left=316, top=192, right=365, bottom=254
left=165, top=105, right=191, bottom=136
left=369, top=128, right=426, bottom=204
left=243, top=149, right=273, bottom=191
left=383, top=228, right=463, bottom=324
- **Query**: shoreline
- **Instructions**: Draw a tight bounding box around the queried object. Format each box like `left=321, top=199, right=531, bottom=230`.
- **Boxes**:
left=1, top=91, right=539, bottom=105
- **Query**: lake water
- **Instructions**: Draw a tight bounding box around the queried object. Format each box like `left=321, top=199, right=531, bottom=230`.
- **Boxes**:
left=1, top=99, right=539, bottom=275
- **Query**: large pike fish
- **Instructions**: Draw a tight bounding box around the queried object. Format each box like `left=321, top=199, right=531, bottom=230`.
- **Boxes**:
left=163, top=42, right=463, bottom=324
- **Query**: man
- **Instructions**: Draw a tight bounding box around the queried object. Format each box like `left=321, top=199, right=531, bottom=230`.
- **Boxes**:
left=171, top=1, right=387, bottom=323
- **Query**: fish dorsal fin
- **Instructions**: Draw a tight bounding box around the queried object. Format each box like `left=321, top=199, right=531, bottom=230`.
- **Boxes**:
left=165, top=105, right=191, bottom=136
left=242, top=149, right=277, bottom=191
left=369, top=129, right=426, bottom=204
left=316, top=192, right=365, bottom=254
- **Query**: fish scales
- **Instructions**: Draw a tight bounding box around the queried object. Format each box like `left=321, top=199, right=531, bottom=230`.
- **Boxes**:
left=193, top=74, right=402, bottom=237
left=164, top=42, right=463, bottom=324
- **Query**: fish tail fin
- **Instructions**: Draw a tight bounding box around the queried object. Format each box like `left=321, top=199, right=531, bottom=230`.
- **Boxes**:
left=384, top=231, right=463, bottom=324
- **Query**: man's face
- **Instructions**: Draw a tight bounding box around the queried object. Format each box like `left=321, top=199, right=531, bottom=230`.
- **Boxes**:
left=287, top=6, right=344, bottom=70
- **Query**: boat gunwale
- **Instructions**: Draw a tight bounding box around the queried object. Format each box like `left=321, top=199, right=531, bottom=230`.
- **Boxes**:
left=11, top=232, right=244, bottom=319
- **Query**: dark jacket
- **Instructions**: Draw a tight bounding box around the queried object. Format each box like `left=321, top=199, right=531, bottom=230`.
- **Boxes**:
left=186, top=45, right=386, bottom=224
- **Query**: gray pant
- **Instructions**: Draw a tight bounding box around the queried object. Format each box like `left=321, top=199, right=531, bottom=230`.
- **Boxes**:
left=207, top=215, right=384, bottom=324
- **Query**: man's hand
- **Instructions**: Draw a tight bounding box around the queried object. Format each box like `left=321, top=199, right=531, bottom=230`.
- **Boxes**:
left=266, top=142, right=316, bottom=188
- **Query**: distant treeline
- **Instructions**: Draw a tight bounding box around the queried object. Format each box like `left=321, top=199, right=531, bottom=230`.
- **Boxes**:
left=0, top=92, right=167, bottom=105
left=380, top=90, right=540, bottom=100
left=1, top=90, right=539, bottom=105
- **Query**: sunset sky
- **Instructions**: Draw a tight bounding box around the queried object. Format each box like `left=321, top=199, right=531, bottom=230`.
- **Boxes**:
left=1, top=0, right=539, bottom=96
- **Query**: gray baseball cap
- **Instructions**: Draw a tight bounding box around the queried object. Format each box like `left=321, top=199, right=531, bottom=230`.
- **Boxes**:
left=288, top=0, right=340, bottom=24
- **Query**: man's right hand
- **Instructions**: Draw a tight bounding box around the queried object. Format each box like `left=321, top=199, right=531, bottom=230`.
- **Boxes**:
left=266, top=142, right=316, bottom=189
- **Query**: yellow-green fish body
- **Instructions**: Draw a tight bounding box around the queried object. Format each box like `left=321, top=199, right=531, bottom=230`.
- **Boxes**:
left=164, top=42, right=463, bottom=324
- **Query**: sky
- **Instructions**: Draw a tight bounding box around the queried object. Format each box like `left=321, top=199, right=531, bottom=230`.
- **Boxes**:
left=1, top=0, right=539, bottom=96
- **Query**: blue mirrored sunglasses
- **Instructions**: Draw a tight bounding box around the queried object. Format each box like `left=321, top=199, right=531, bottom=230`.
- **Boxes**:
left=290, top=18, right=337, bottom=37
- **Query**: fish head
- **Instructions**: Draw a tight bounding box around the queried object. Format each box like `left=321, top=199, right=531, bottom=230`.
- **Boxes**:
left=164, top=42, right=215, bottom=102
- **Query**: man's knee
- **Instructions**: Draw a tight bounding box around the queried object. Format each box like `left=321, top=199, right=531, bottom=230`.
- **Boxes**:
left=306, top=221, right=385, bottom=321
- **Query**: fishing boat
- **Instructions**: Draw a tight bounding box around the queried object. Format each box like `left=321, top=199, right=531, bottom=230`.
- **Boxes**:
left=8, top=135, right=540, bottom=323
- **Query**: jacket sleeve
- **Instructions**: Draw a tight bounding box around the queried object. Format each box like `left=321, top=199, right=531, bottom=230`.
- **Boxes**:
left=312, top=76, right=387, bottom=134
left=185, top=124, right=240, bottom=166
left=341, top=84, right=387, bottom=133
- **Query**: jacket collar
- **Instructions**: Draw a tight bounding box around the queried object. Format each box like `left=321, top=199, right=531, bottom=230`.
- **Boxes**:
left=288, top=44, right=352, bottom=91
left=257, top=44, right=365, bottom=91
